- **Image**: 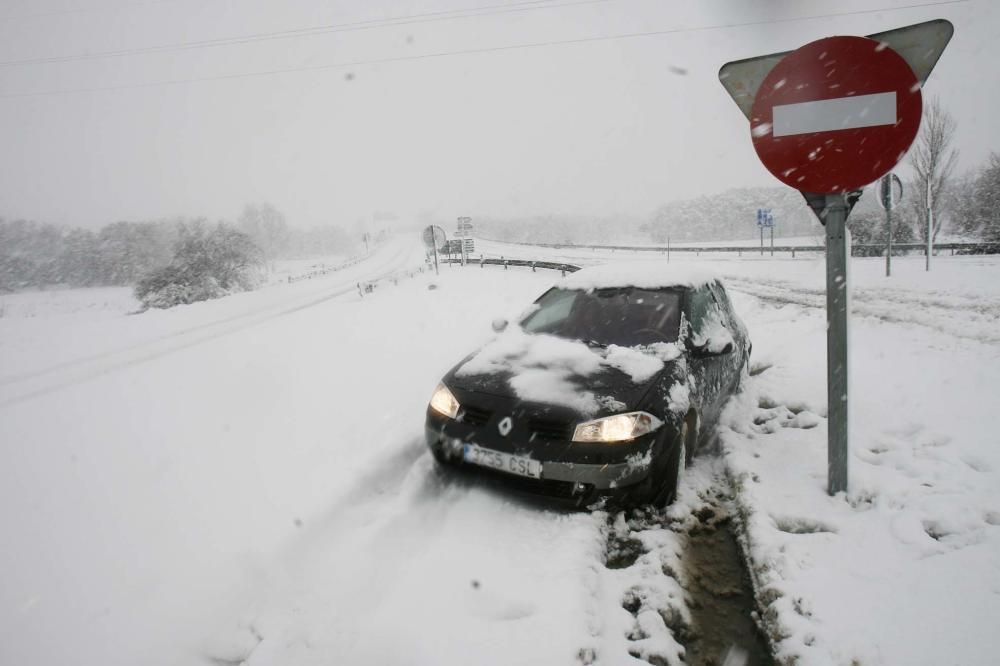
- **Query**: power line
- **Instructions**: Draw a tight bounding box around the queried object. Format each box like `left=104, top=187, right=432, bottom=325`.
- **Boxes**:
left=0, top=0, right=602, bottom=67
left=0, top=0, right=970, bottom=99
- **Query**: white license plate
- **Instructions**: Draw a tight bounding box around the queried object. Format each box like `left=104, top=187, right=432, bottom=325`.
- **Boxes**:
left=463, top=444, right=542, bottom=479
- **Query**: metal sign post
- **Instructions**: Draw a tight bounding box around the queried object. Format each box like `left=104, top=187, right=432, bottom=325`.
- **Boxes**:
left=887, top=190, right=894, bottom=278
left=878, top=173, right=903, bottom=277
left=824, top=194, right=850, bottom=494
left=720, top=18, right=952, bottom=497
left=422, top=225, right=446, bottom=276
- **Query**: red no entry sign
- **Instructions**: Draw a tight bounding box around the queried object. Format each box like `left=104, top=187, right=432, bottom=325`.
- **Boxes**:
left=750, top=35, right=922, bottom=193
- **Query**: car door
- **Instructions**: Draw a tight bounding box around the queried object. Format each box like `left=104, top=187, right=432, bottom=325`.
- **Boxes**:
left=686, top=284, right=736, bottom=430
left=708, top=280, right=750, bottom=393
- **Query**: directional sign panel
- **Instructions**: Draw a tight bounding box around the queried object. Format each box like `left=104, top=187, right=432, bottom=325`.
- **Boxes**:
left=750, top=35, right=921, bottom=193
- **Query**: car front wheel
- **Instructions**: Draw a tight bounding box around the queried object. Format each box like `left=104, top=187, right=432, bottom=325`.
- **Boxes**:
left=620, top=422, right=687, bottom=510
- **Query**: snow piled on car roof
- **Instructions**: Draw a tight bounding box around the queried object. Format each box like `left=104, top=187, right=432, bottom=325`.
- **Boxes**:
left=561, top=262, right=719, bottom=290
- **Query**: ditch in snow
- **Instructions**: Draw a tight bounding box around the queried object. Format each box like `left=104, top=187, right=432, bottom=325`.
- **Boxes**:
left=603, top=487, right=774, bottom=666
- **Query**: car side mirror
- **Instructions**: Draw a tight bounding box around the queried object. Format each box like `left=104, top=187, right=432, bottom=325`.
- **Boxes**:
left=491, top=318, right=509, bottom=333
left=691, top=338, right=734, bottom=358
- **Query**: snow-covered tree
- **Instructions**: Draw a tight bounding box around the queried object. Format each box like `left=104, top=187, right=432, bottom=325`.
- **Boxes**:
left=847, top=209, right=915, bottom=256
left=238, top=203, right=289, bottom=272
left=134, top=221, right=265, bottom=309
left=973, top=153, right=1000, bottom=243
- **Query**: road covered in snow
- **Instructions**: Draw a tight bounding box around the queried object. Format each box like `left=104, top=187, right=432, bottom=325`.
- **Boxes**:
left=2, top=235, right=999, bottom=665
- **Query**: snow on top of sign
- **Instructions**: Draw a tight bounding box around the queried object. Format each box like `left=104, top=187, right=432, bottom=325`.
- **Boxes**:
left=561, top=262, right=719, bottom=291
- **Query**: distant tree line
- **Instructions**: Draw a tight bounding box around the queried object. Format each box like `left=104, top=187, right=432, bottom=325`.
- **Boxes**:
left=480, top=99, right=1000, bottom=251
left=0, top=203, right=359, bottom=295
left=0, top=218, right=179, bottom=291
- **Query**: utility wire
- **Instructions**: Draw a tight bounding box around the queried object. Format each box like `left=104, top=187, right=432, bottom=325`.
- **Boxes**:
left=0, top=0, right=970, bottom=99
left=0, top=0, right=601, bottom=67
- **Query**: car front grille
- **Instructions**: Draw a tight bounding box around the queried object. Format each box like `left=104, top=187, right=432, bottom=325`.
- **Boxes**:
left=529, top=418, right=573, bottom=441
left=459, top=404, right=492, bottom=427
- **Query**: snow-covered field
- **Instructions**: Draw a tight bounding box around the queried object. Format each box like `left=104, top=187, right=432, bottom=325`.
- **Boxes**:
left=2, top=235, right=999, bottom=665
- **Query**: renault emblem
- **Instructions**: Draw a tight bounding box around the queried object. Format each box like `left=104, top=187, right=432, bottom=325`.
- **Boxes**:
left=497, top=416, right=513, bottom=437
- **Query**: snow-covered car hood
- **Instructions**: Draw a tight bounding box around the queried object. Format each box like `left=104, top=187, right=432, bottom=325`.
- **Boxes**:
left=445, top=327, right=683, bottom=417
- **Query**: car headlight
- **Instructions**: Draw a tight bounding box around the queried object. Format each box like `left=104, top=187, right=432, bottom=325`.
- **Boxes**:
left=429, top=382, right=460, bottom=419
left=572, top=411, right=661, bottom=443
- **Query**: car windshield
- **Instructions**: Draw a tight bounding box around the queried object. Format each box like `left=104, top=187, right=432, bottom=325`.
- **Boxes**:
left=520, top=287, right=682, bottom=347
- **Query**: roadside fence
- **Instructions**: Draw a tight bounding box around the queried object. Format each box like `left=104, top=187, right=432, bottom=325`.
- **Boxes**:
left=474, top=238, right=1000, bottom=258
left=443, top=257, right=580, bottom=274
left=285, top=253, right=371, bottom=284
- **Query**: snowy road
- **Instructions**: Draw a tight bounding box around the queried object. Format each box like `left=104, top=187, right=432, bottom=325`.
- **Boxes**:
left=0, top=239, right=419, bottom=407
left=2, top=235, right=999, bottom=666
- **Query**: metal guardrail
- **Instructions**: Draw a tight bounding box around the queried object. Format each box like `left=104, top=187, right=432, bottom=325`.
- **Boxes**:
left=475, top=238, right=1000, bottom=257
left=443, top=257, right=581, bottom=273
left=286, top=252, right=369, bottom=284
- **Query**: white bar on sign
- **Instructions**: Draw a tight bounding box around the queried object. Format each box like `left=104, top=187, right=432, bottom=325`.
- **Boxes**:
left=772, top=92, right=896, bottom=137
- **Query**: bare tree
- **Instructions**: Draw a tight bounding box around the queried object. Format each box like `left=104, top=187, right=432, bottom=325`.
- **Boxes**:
left=908, top=97, right=959, bottom=242
left=971, top=153, right=1000, bottom=243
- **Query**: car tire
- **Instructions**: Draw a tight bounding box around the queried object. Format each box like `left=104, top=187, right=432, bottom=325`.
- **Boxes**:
left=621, top=422, right=687, bottom=510
left=654, top=423, right=686, bottom=508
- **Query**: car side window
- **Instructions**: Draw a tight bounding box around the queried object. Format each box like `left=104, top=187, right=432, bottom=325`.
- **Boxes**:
left=688, top=286, right=717, bottom=333
left=709, top=281, right=738, bottom=328
left=709, top=281, right=733, bottom=314
left=689, top=285, right=731, bottom=346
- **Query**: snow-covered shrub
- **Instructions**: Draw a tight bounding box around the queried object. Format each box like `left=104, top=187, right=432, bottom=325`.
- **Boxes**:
left=135, top=223, right=264, bottom=309
left=847, top=210, right=914, bottom=256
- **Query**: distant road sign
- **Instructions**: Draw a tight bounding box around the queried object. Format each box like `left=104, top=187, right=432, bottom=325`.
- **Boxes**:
left=878, top=173, right=904, bottom=210
left=756, top=208, right=774, bottom=228
left=749, top=36, right=922, bottom=193
left=422, top=225, right=446, bottom=250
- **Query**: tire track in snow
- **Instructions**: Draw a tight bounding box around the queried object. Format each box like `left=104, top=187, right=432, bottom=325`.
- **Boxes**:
left=0, top=244, right=420, bottom=409
left=724, top=277, right=1000, bottom=346
left=205, top=446, right=608, bottom=666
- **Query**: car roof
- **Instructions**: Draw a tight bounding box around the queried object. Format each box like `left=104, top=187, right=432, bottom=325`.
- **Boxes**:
left=559, top=262, right=720, bottom=292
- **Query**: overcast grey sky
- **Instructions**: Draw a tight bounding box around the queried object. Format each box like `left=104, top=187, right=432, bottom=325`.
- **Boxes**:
left=0, top=0, right=995, bottom=230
